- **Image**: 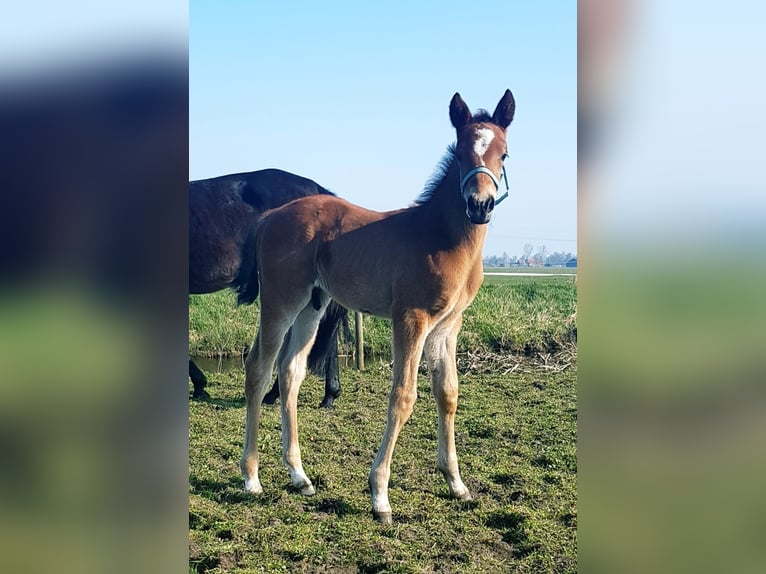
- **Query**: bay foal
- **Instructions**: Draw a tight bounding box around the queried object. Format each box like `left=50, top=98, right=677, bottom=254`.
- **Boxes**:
left=235, top=90, right=515, bottom=523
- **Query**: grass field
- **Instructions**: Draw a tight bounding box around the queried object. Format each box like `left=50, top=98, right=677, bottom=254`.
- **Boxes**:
left=190, top=362, right=576, bottom=573
left=189, top=273, right=577, bottom=572
left=189, top=273, right=577, bottom=362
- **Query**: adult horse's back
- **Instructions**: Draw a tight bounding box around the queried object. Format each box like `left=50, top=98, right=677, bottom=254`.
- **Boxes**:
left=235, top=91, right=516, bottom=523
left=190, top=169, right=331, bottom=293
left=189, top=168, right=347, bottom=406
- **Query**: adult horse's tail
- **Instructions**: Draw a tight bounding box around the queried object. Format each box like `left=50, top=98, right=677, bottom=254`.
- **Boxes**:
left=232, top=224, right=260, bottom=305
left=308, top=300, right=351, bottom=374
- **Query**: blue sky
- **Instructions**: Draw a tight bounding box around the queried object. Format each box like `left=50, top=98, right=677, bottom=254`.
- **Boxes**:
left=190, top=1, right=576, bottom=258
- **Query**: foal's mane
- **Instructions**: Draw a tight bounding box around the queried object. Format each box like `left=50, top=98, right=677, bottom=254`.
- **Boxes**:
left=413, top=109, right=492, bottom=206
left=414, top=144, right=456, bottom=206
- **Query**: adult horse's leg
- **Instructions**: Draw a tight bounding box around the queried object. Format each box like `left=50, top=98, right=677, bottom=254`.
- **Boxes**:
left=368, top=309, right=430, bottom=524
left=261, top=350, right=339, bottom=408
left=425, top=313, right=472, bottom=502
left=240, top=310, right=292, bottom=494
left=310, top=301, right=346, bottom=408
left=262, top=378, right=281, bottom=405
left=189, top=359, right=210, bottom=400
left=277, top=300, right=327, bottom=495
left=263, top=301, right=345, bottom=408
left=320, top=335, right=341, bottom=408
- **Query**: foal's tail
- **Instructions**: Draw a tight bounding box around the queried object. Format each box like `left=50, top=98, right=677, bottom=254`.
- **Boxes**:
left=308, top=300, right=351, bottom=375
left=232, top=224, right=260, bottom=305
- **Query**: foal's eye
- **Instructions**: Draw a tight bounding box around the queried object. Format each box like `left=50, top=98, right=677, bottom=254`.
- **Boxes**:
left=501, top=153, right=509, bottom=161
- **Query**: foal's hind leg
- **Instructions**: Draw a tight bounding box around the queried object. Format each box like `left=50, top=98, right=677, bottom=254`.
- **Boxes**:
left=240, top=345, right=279, bottom=405
left=425, top=314, right=471, bottom=502
left=277, top=300, right=328, bottom=495
left=240, top=311, right=293, bottom=494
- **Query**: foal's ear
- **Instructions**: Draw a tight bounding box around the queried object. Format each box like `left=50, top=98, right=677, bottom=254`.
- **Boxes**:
left=450, top=92, right=472, bottom=129
left=491, top=89, right=516, bottom=128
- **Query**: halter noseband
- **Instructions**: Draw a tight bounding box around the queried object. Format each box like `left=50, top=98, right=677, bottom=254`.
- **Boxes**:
left=460, top=166, right=499, bottom=192
left=459, top=164, right=511, bottom=205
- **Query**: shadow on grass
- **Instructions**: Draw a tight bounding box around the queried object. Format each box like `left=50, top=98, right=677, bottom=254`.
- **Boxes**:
left=201, top=395, right=246, bottom=410
left=190, top=550, right=241, bottom=573
left=306, top=497, right=361, bottom=517
left=491, top=471, right=522, bottom=486
left=190, top=475, right=273, bottom=505
left=358, top=562, right=390, bottom=574
left=432, top=491, right=481, bottom=511
left=191, top=473, right=368, bottom=519
left=485, top=510, right=540, bottom=558
left=190, top=474, right=241, bottom=491
left=189, top=554, right=219, bottom=573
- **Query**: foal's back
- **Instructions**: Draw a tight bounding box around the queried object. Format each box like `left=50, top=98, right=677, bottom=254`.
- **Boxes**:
left=256, top=194, right=484, bottom=320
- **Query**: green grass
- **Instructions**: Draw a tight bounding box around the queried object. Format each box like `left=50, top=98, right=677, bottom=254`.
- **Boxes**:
left=189, top=292, right=259, bottom=358
left=189, top=276, right=576, bottom=360
left=189, top=363, right=577, bottom=573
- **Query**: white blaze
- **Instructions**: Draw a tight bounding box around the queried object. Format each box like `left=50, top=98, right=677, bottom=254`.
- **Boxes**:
left=473, top=128, right=495, bottom=164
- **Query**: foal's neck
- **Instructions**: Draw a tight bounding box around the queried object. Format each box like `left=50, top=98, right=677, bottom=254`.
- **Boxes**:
left=426, top=161, right=488, bottom=254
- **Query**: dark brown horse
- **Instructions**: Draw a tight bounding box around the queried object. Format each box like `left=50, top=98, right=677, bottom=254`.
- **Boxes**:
left=233, top=91, right=515, bottom=522
left=189, top=168, right=348, bottom=407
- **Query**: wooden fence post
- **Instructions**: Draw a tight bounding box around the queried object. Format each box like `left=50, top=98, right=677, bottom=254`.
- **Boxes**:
left=354, top=311, right=365, bottom=371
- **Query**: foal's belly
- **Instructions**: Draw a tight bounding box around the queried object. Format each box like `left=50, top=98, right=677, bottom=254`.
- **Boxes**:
left=317, top=272, right=394, bottom=320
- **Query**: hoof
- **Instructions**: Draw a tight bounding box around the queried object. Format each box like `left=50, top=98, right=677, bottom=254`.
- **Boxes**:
left=320, top=389, right=341, bottom=409
left=456, top=490, right=473, bottom=502
left=244, top=480, right=263, bottom=495
left=372, top=510, right=393, bottom=525
left=192, top=389, right=211, bottom=401
left=299, top=483, right=316, bottom=496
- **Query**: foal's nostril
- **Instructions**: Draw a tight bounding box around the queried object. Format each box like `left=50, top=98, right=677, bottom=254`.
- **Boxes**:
left=465, top=195, right=494, bottom=224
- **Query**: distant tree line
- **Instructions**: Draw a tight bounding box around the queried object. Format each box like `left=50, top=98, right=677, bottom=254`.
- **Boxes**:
left=483, top=244, right=576, bottom=267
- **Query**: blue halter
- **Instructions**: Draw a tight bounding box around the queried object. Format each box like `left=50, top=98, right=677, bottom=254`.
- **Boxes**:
left=459, top=164, right=510, bottom=205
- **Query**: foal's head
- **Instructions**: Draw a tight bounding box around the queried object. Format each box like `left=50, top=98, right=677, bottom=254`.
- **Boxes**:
left=450, top=90, right=516, bottom=224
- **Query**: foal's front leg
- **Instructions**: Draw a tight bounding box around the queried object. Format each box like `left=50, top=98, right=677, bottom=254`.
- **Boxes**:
left=368, top=310, right=429, bottom=524
left=427, top=315, right=471, bottom=502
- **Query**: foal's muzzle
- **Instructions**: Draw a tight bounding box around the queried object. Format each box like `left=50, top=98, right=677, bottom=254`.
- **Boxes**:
left=466, top=194, right=495, bottom=224
left=461, top=166, right=499, bottom=225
